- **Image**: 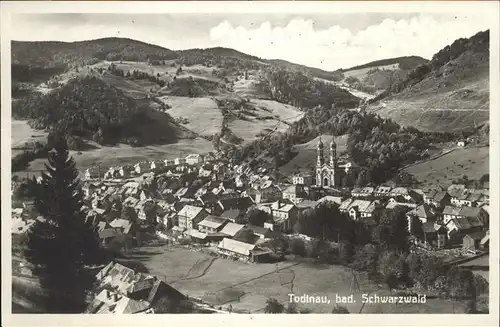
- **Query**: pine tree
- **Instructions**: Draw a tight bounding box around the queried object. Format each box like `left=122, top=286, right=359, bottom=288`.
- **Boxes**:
left=24, top=134, right=102, bottom=313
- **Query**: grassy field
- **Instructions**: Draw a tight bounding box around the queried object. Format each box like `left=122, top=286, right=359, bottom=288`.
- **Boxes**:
left=249, top=99, right=304, bottom=124
left=13, top=137, right=214, bottom=178
left=343, top=63, right=400, bottom=80
left=11, top=120, right=48, bottom=156
left=128, top=245, right=467, bottom=314
left=279, top=134, right=349, bottom=174
left=157, top=96, right=223, bottom=137
left=404, top=145, right=489, bottom=186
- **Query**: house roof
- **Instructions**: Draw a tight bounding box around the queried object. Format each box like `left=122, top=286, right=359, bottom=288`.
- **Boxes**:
left=99, top=228, right=123, bottom=240
left=433, top=191, right=449, bottom=202
left=296, top=200, right=318, bottom=209
left=448, top=217, right=483, bottom=230
left=247, top=224, right=271, bottom=236
left=464, top=231, right=487, bottom=241
left=218, top=238, right=255, bottom=256
left=344, top=199, right=375, bottom=213
left=109, top=219, right=133, bottom=234
left=198, top=215, right=228, bottom=229
left=220, top=222, right=245, bottom=237
left=283, top=185, right=306, bottom=195
left=186, top=229, right=208, bottom=239
left=374, top=186, right=392, bottom=194
left=407, top=204, right=435, bottom=219
left=270, top=201, right=296, bottom=212
left=443, top=206, right=462, bottom=216
left=177, top=205, right=205, bottom=220
left=316, top=196, right=343, bottom=205
left=459, top=207, right=485, bottom=218
left=220, top=209, right=242, bottom=220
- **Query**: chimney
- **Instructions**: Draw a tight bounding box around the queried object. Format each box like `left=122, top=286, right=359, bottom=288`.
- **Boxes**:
left=113, top=294, right=119, bottom=302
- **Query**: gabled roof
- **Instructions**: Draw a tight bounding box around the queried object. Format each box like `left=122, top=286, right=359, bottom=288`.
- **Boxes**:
left=448, top=217, right=483, bottom=230
left=220, top=222, right=245, bottom=237
left=177, top=205, right=205, bottom=219
left=270, top=201, right=296, bottom=212
left=345, top=199, right=374, bottom=213
left=464, top=231, right=487, bottom=241
left=443, top=206, right=462, bottom=216
left=247, top=225, right=272, bottom=236
left=407, top=204, right=435, bottom=219
left=198, top=215, right=228, bottom=229
left=218, top=238, right=255, bottom=256
left=374, top=186, right=392, bottom=194
left=220, top=209, right=242, bottom=220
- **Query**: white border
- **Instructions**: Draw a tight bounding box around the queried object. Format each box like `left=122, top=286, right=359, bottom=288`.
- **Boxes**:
left=1, top=2, right=499, bottom=326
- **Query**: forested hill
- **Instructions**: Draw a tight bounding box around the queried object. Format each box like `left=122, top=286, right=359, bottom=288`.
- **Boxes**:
left=12, top=75, right=181, bottom=146
left=371, top=30, right=489, bottom=102
left=12, top=37, right=343, bottom=82
left=342, top=56, right=429, bottom=72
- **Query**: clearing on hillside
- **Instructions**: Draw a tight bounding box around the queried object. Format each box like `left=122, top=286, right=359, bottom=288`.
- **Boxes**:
left=404, top=145, right=489, bottom=186
left=226, top=99, right=303, bottom=145
left=157, top=96, right=223, bottom=137
left=343, top=63, right=400, bottom=81
left=368, top=77, right=489, bottom=131
left=11, top=120, right=48, bottom=157
left=13, top=137, right=214, bottom=177
left=279, top=134, right=349, bottom=174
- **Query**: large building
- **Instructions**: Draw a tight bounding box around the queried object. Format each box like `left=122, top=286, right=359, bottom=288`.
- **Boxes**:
left=315, top=137, right=343, bottom=188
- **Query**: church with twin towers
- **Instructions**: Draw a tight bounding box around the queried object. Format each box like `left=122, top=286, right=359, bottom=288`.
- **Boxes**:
left=315, top=136, right=347, bottom=188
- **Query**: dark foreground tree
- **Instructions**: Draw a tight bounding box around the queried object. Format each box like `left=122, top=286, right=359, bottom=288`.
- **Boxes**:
left=24, top=134, right=103, bottom=313
left=265, top=297, right=285, bottom=313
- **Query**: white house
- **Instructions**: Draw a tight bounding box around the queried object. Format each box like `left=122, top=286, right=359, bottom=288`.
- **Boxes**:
left=185, top=154, right=204, bottom=165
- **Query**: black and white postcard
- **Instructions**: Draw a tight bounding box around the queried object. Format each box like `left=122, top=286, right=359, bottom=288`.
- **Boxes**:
left=1, top=1, right=499, bottom=326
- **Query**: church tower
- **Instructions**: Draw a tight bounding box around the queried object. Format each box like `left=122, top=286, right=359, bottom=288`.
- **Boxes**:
left=317, top=136, right=324, bottom=166
left=329, top=137, right=337, bottom=167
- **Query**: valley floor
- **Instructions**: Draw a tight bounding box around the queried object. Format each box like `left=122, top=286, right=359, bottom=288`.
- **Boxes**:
left=127, top=245, right=467, bottom=314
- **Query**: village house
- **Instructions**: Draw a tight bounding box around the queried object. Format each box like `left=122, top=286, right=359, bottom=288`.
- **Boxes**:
left=424, top=190, right=451, bottom=209
left=185, top=153, right=204, bottom=165
left=163, top=159, right=176, bottom=167
left=462, top=231, right=487, bottom=250
left=292, top=172, right=313, bottom=186
left=385, top=196, right=418, bottom=210
left=351, top=187, right=374, bottom=198
left=220, top=208, right=245, bottom=224
left=150, top=160, right=165, bottom=172
left=247, top=225, right=273, bottom=239
left=119, top=165, right=134, bottom=178
left=104, top=167, right=120, bottom=180
left=406, top=204, right=437, bottom=234
left=445, top=217, right=484, bottom=242
left=315, top=195, right=343, bottom=206
left=389, top=187, right=422, bottom=203
left=176, top=205, right=209, bottom=230
left=197, top=215, right=229, bottom=233
left=174, top=157, right=186, bottom=166
left=373, top=185, right=392, bottom=198
left=220, top=222, right=246, bottom=238
left=85, top=167, right=101, bottom=180
left=134, top=162, right=151, bottom=175
left=450, top=189, right=489, bottom=207
left=216, top=196, right=254, bottom=215
left=282, top=184, right=308, bottom=205
left=339, top=199, right=380, bottom=221
left=418, top=222, right=447, bottom=249
left=442, top=206, right=489, bottom=226
left=260, top=200, right=299, bottom=232
left=86, top=289, right=153, bottom=314
left=246, top=185, right=282, bottom=204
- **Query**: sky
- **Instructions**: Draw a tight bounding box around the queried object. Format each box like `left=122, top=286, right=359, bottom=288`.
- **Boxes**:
left=10, top=13, right=491, bottom=71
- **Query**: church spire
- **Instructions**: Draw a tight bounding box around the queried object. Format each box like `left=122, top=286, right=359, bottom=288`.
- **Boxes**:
left=329, top=136, right=337, bottom=167
left=317, top=135, right=324, bottom=166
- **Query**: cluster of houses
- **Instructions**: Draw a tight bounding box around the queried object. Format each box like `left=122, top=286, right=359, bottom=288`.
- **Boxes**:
left=84, top=261, right=192, bottom=314
left=12, top=151, right=490, bottom=266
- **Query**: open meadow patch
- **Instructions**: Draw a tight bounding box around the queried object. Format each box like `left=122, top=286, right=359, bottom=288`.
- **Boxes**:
left=404, top=145, right=489, bottom=186
left=157, top=96, right=223, bottom=137
left=11, top=120, right=48, bottom=156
